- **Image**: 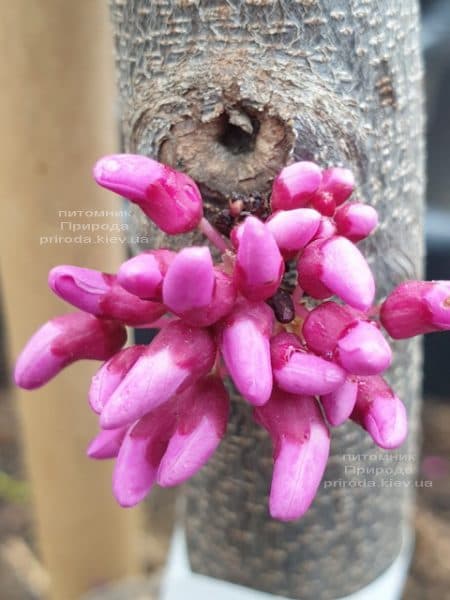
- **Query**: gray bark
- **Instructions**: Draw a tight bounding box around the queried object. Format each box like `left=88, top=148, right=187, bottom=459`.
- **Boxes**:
left=110, top=1, right=424, bottom=598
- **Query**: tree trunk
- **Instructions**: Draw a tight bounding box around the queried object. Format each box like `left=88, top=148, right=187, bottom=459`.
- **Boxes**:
left=110, top=1, right=424, bottom=598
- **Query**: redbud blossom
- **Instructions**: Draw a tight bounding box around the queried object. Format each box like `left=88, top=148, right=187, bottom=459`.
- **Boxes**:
left=319, top=167, right=355, bottom=206
left=87, top=427, right=128, bottom=460
left=117, top=250, right=175, bottom=300
left=380, top=280, right=450, bottom=339
left=14, top=313, right=126, bottom=390
left=93, top=154, right=203, bottom=234
left=157, top=376, right=229, bottom=487
left=89, top=345, right=146, bottom=414
left=303, top=302, right=391, bottom=375
left=162, top=247, right=215, bottom=314
left=48, top=265, right=166, bottom=326
left=218, top=300, right=274, bottom=406
left=234, top=216, right=284, bottom=301
left=321, top=378, right=358, bottom=427
left=265, top=208, right=321, bottom=258
left=334, top=202, right=379, bottom=242
left=311, top=192, right=336, bottom=217
left=254, top=389, right=330, bottom=521
left=270, top=161, right=322, bottom=211
left=297, top=236, right=375, bottom=311
left=351, top=376, right=408, bottom=449
left=113, top=403, right=175, bottom=507
left=270, top=332, right=346, bottom=395
left=313, top=217, right=337, bottom=240
left=100, top=321, right=216, bottom=429
left=173, top=268, right=236, bottom=327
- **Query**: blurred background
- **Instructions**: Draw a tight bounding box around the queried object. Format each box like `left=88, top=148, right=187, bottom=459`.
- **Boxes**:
left=0, top=1, right=449, bottom=599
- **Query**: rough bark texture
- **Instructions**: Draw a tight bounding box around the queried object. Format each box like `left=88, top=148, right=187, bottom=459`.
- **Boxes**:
left=110, top=1, right=424, bottom=598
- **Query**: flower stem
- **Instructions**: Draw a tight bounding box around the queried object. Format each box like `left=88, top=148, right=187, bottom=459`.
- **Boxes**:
left=199, top=217, right=231, bottom=253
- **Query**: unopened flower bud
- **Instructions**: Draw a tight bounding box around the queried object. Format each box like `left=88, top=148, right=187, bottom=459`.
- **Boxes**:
left=89, top=345, right=146, bottom=414
left=157, top=376, right=229, bottom=487
left=265, top=208, right=321, bottom=258
left=112, top=403, right=175, bottom=507
left=162, top=247, right=215, bottom=314
left=319, top=167, right=355, bottom=206
left=87, top=427, right=128, bottom=460
left=254, top=389, right=330, bottom=521
left=117, top=250, right=175, bottom=300
left=303, top=302, right=391, bottom=375
left=271, top=332, right=345, bottom=395
left=380, top=280, right=450, bottom=339
left=334, top=202, right=378, bottom=242
left=93, top=154, right=203, bottom=234
left=351, top=376, right=408, bottom=449
left=320, top=377, right=358, bottom=426
left=218, top=300, right=274, bottom=406
left=270, top=161, right=322, bottom=211
left=48, top=265, right=166, bottom=326
left=100, top=321, right=215, bottom=429
left=297, top=236, right=375, bottom=310
left=175, top=268, right=237, bottom=327
left=235, top=216, right=284, bottom=301
left=14, top=313, right=126, bottom=390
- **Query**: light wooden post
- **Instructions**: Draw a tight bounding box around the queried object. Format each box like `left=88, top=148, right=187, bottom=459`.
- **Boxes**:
left=0, top=3, right=140, bottom=599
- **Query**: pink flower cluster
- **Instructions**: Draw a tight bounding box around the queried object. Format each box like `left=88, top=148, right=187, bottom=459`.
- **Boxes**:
left=14, top=154, right=450, bottom=521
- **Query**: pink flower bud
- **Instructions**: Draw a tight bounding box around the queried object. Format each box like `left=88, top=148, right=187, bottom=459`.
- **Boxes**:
left=93, top=154, right=203, bottom=235
left=351, top=376, right=408, bottom=449
left=334, top=202, right=378, bottom=242
left=271, top=332, right=345, bottom=395
left=270, top=161, right=322, bottom=211
left=303, top=301, right=356, bottom=356
left=254, top=389, right=330, bottom=521
left=89, top=345, right=146, bottom=414
left=117, top=249, right=175, bottom=300
left=336, top=320, right=392, bottom=375
left=313, top=217, right=337, bottom=240
left=48, top=265, right=166, bottom=326
left=380, top=280, right=450, bottom=339
left=100, top=321, right=216, bottom=429
left=311, top=192, right=336, bottom=217
left=14, top=313, right=127, bottom=390
left=157, top=376, right=229, bottom=487
left=162, top=247, right=215, bottom=314
left=174, top=268, right=237, bottom=327
left=265, top=208, right=321, bottom=258
left=234, top=216, right=284, bottom=301
left=218, top=300, right=274, bottom=406
left=320, top=377, right=358, bottom=426
left=303, top=302, right=391, bottom=375
left=112, top=403, right=175, bottom=507
left=320, top=167, right=355, bottom=206
left=87, top=427, right=128, bottom=460
left=297, top=236, right=375, bottom=310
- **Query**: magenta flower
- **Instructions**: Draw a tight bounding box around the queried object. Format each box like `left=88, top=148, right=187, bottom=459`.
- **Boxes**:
left=351, top=376, right=408, bottom=449
left=93, top=154, right=203, bottom=234
left=117, top=249, right=175, bottom=300
left=14, top=155, right=450, bottom=520
left=271, top=332, right=346, bottom=396
left=14, top=313, right=126, bottom=389
left=334, top=201, right=379, bottom=242
left=218, top=299, right=274, bottom=406
left=254, top=389, right=330, bottom=521
left=48, top=265, right=166, bottom=326
left=380, top=280, right=450, bottom=338
left=297, top=236, right=375, bottom=310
